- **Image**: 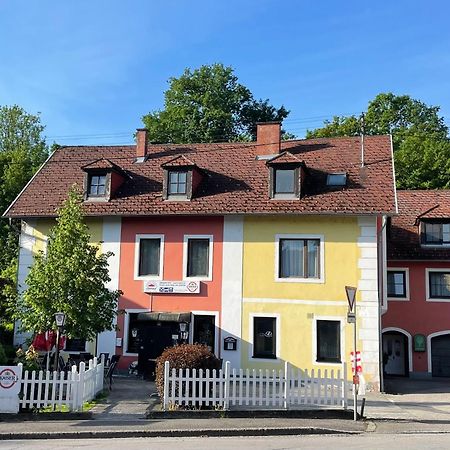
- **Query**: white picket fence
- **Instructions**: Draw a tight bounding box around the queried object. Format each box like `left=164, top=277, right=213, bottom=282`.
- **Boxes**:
left=163, top=361, right=349, bottom=410
left=17, top=357, right=104, bottom=411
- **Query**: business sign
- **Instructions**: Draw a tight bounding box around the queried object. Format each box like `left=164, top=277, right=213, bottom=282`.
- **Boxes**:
left=144, top=280, right=200, bottom=294
left=0, top=365, right=22, bottom=413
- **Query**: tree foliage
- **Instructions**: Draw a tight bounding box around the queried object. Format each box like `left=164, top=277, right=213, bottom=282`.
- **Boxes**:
left=0, top=105, right=48, bottom=335
left=306, top=93, right=449, bottom=188
left=16, top=187, right=121, bottom=340
left=142, top=63, right=291, bottom=143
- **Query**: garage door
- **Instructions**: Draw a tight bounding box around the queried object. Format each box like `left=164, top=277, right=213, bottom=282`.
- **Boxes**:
left=431, top=334, right=450, bottom=377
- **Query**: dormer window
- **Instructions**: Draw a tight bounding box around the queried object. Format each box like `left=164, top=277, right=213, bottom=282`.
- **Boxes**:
left=168, top=171, right=187, bottom=195
left=266, top=152, right=304, bottom=200
left=88, top=174, right=107, bottom=196
left=422, top=221, right=450, bottom=246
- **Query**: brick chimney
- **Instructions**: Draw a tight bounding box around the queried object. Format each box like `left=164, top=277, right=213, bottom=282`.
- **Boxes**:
left=256, top=122, right=281, bottom=155
left=136, top=128, right=148, bottom=158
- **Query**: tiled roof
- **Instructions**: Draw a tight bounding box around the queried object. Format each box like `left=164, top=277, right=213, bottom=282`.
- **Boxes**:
left=81, top=158, right=122, bottom=171
left=4, top=135, right=397, bottom=218
left=161, top=154, right=196, bottom=168
left=388, top=190, right=450, bottom=260
left=266, top=151, right=303, bottom=165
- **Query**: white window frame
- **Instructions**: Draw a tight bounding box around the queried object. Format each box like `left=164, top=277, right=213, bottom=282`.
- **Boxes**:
left=420, top=222, right=450, bottom=248
left=123, top=308, right=149, bottom=356
left=426, top=268, right=450, bottom=302
left=189, top=310, right=220, bottom=357
left=134, top=234, right=164, bottom=280
left=387, top=268, right=410, bottom=301
left=313, top=316, right=345, bottom=366
left=274, top=234, right=325, bottom=283
left=183, top=235, right=214, bottom=281
left=249, top=313, right=281, bottom=363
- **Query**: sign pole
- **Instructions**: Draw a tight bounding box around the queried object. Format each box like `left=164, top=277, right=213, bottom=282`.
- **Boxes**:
left=345, top=286, right=358, bottom=421
left=353, top=310, right=358, bottom=421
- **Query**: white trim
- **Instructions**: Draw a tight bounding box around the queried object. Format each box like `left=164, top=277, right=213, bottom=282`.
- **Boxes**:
left=390, top=134, right=399, bottom=215
left=387, top=267, right=410, bottom=301
left=133, top=234, right=164, bottom=281
left=182, top=234, right=214, bottom=281
left=189, top=310, right=220, bottom=357
left=249, top=313, right=281, bottom=363
left=425, top=268, right=450, bottom=302
left=274, top=234, right=325, bottom=283
left=2, top=150, right=56, bottom=218
left=312, top=316, right=345, bottom=366
left=244, top=297, right=347, bottom=306
left=382, top=327, right=413, bottom=373
left=123, top=308, right=150, bottom=356
left=427, top=330, right=450, bottom=373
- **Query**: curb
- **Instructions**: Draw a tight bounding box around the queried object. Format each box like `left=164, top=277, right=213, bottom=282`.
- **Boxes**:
left=0, top=426, right=362, bottom=440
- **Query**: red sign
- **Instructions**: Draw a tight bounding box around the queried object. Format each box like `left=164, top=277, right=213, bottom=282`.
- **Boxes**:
left=353, top=375, right=360, bottom=385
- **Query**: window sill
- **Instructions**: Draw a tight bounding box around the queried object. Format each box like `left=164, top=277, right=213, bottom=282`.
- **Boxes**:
left=184, top=275, right=212, bottom=282
left=275, top=277, right=324, bottom=284
left=134, top=275, right=163, bottom=281
left=251, top=356, right=280, bottom=363
left=426, top=297, right=450, bottom=302
left=315, top=359, right=342, bottom=366
left=387, top=296, right=409, bottom=302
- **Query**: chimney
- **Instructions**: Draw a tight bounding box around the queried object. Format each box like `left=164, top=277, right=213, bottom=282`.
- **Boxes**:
left=256, top=122, right=281, bottom=155
left=136, top=128, right=148, bottom=158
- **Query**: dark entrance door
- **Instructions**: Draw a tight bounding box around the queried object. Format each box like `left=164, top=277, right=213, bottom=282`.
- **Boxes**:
left=193, top=315, right=216, bottom=353
left=137, top=322, right=178, bottom=380
left=383, top=331, right=408, bottom=376
left=431, top=334, right=450, bottom=377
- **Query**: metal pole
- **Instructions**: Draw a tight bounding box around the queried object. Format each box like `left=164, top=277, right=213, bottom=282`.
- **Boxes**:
left=353, top=315, right=358, bottom=421
left=54, top=327, right=60, bottom=373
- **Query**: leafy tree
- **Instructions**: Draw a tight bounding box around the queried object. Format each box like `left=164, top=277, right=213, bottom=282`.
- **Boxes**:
left=142, top=63, right=291, bottom=143
left=0, top=105, right=48, bottom=337
left=306, top=93, right=449, bottom=188
left=16, top=187, right=121, bottom=341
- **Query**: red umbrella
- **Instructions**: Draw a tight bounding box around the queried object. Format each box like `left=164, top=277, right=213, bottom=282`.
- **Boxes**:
left=32, top=331, right=65, bottom=351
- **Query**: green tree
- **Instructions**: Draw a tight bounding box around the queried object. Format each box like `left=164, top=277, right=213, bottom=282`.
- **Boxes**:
left=16, top=187, right=121, bottom=340
left=306, top=93, right=449, bottom=188
left=142, top=63, right=291, bottom=143
left=0, top=105, right=48, bottom=336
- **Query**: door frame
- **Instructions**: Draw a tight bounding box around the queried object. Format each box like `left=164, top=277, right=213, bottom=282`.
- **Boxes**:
left=427, top=330, right=450, bottom=374
left=190, top=311, right=220, bottom=357
left=382, top=327, right=412, bottom=375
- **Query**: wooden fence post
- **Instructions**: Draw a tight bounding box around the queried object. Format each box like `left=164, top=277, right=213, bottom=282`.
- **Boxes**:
left=223, top=361, right=230, bottom=410
left=284, top=361, right=290, bottom=410
left=342, top=362, right=348, bottom=410
left=71, top=365, right=78, bottom=412
left=78, top=361, right=86, bottom=412
left=163, top=361, right=170, bottom=411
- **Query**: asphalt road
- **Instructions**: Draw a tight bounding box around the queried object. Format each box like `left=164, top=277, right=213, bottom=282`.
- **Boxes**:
left=2, top=434, right=450, bottom=450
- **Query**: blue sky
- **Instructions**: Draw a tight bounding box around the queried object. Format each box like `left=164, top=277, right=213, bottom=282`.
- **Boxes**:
left=1, top=0, right=449, bottom=144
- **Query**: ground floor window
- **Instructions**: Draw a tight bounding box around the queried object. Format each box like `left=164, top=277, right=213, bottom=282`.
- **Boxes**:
left=65, top=338, right=86, bottom=352
left=127, top=313, right=140, bottom=353
left=192, top=315, right=215, bottom=353
left=316, top=320, right=341, bottom=363
left=253, top=316, right=277, bottom=359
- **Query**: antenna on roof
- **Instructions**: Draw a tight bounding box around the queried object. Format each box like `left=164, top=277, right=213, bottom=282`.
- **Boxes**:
left=360, top=113, right=365, bottom=168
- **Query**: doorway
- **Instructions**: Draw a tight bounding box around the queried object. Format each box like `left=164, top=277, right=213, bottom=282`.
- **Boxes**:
left=383, top=331, right=409, bottom=376
left=193, top=315, right=216, bottom=354
left=431, top=333, right=450, bottom=377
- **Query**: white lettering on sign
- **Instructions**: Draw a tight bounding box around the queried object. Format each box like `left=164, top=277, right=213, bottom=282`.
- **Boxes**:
left=143, top=280, right=200, bottom=294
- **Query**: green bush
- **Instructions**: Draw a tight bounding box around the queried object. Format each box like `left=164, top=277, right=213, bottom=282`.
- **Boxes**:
left=155, top=344, right=221, bottom=400
left=0, top=342, right=7, bottom=365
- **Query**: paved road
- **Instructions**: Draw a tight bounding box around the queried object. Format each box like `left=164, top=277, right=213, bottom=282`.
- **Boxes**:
left=3, top=434, right=450, bottom=450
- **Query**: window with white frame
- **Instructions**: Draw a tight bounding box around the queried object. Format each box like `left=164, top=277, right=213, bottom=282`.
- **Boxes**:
left=422, top=222, right=450, bottom=245
left=135, top=235, right=163, bottom=279
left=185, top=236, right=212, bottom=279
left=168, top=170, right=187, bottom=195
left=278, top=238, right=320, bottom=279
left=387, top=270, right=407, bottom=298
left=316, top=320, right=341, bottom=363
left=253, top=317, right=277, bottom=359
left=429, top=271, right=450, bottom=299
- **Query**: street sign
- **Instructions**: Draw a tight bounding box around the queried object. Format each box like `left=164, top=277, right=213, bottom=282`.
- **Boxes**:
left=345, top=285, right=357, bottom=312
left=347, top=312, right=356, bottom=323
left=353, top=375, right=360, bottom=385
left=144, top=280, right=200, bottom=294
left=0, top=365, right=22, bottom=413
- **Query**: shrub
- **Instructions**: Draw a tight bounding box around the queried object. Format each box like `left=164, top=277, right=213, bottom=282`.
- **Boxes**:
left=0, top=343, right=7, bottom=365
left=155, top=343, right=221, bottom=400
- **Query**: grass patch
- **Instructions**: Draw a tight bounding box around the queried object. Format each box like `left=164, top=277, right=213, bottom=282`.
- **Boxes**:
left=37, top=389, right=109, bottom=413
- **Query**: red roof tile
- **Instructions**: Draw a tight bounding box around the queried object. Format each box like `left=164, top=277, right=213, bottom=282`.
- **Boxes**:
left=3, top=135, right=397, bottom=218
left=388, top=190, right=450, bottom=260
left=266, top=151, right=303, bottom=165
left=161, top=154, right=196, bottom=168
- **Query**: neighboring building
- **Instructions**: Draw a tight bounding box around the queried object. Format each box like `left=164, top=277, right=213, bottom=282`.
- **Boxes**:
left=4, top=123, right=397, bottom=389
left=382, top=190, right=450, bottom=378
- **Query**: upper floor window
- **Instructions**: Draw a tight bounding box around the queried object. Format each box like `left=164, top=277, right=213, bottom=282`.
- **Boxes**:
left=88, top=174, right=107, bottom=197
left=134, top=234, right=164, bottom=279
left=185, top=236, right=212, bottom=280
left=168, top=171, right=187, bottom=195
left=428, top=271, right=450, bottom=300
left=275, top=169, right=295, bottom=194
left=422, top=222, right=450, bottom=246
left=278, top=237, right=320, bottom=280
left=387, top=270, right=408, bottom=299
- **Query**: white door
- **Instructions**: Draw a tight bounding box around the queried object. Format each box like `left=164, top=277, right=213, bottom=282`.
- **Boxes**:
left=383, top=333, right=406, bottom=376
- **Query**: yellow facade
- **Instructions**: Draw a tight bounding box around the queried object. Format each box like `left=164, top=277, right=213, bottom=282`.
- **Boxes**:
left=241, top=215, right=365, bottom=380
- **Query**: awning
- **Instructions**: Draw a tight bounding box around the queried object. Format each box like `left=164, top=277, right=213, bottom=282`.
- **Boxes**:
left=137, top=312, right=192, bottom=323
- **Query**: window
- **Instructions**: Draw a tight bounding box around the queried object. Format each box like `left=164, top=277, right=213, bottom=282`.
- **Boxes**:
left=422, top=222, right=450, bottom=245
left=88, top=174, right=107, bottom=196
left=253, top=317, right=276, bottom=359
left=274, top=169, right=295, bottom=194
left=429, top=272, right=450, bottom=299
left=186, top=238, right=210, bottom=278
left=168, top=171, right=187, bottom=195
left=135, top=235, right=163, bottom=279
left=279, top=238, right=320, bottom=279
left=316, top=320, right=341, bottom=363
left=65, top=338, right=86, bottom=352
left=387, top=270, right=407, bottom=298
left=327, top=173, right=347, bottom=186
left=126, top=313, right=140, bottom=354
